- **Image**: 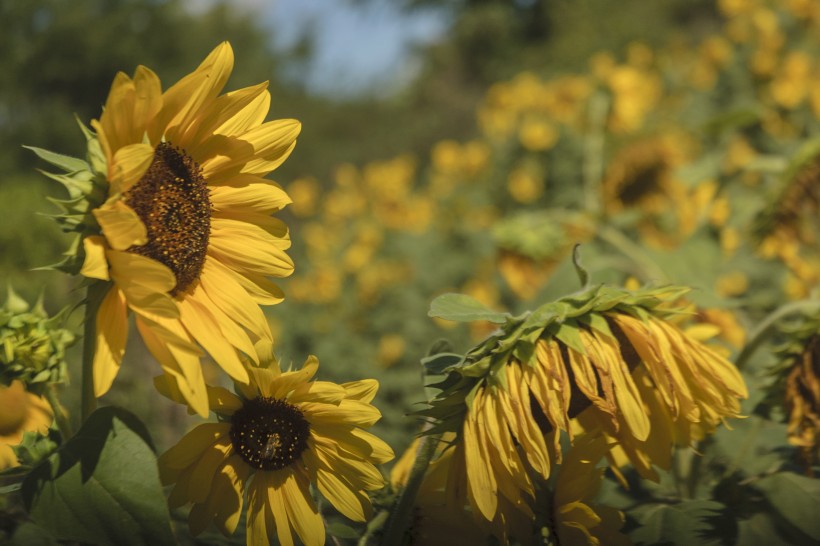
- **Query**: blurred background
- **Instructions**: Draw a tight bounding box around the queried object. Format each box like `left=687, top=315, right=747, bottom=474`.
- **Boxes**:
left=1, top=0, right=818, bottom=460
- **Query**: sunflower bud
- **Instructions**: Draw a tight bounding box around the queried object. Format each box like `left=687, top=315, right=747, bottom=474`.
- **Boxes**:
left=0, top=287, right=75, bottom=394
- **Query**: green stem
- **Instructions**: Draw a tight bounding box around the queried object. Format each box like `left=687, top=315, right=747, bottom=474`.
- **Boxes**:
left=583, top=92, right=609, bottom=216
left=735, top=299, right=820, bottom=371
left=81, top=282, right=107, bottom=422
left=379, top=429, right=441, bottom=546
left=596, top=224, right=668, bottom=282
left=44, top=384, right=73, bottom=439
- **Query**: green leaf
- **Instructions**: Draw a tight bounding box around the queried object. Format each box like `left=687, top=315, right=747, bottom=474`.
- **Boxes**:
left=24, top=146, right=89, bottom=173
left=421, top=352, right=464, bottom=375
left=754, top=472, right=820, bottom=541
left=630, top=500, right=726, bottom=546
left=327, top=522, right=360, bottom=539
left=21, top=406, right=175, bottom=546
left=9, top=521, right=59, bottom=546
left=428, top=293, right=509, bottom=324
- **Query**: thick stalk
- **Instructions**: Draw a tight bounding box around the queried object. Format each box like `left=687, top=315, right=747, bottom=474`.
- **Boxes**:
left=44, top=384, right=73, bottom=439
left=596, top=224, right=668, bottom=282
left=379, top=429, right=441, bottom=546
left=583, top=92, right=609, bottom=216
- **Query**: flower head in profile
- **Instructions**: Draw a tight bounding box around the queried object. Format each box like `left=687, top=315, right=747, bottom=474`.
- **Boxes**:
left=158, top=356, right=394, bottom=546
left=762, top=311, right=820, bottom=472
left=422, top=284, right=747, bottom=536
left=33, top=42, right=299, bottom=415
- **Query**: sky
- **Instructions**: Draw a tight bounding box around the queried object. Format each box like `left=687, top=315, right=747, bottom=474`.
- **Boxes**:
left=189, top=0, right=449, bottom=96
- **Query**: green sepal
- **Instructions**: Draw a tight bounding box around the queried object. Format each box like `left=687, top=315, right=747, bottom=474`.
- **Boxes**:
left=428, top=293, right=510, bottom=324
left=12, top=427, right=61, bottom=468
left=23, top=146, right=89, bottom=173
left=554, top=320, right=587, bottom=355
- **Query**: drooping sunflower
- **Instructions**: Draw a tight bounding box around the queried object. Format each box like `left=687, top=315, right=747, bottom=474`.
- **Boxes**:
left=157, top=356, right=394, bottom=546
left=35, top=43, right=299, bottom=415
left=423, top=284, right=747, bottom=537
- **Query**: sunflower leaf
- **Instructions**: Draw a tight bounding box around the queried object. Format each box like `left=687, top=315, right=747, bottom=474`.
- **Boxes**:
left=753, top=471, right=820, bottom=541
left=20, top=406, right=175, bottom=546
left=428, top=293, right=509, bottom=324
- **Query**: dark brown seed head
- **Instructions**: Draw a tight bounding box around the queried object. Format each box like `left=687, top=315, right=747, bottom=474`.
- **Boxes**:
left=229, top=396, right=311, bottom=471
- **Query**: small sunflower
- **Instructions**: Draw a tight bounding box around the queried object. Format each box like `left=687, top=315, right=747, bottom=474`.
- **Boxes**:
left=0, top=381, right=53, bottom=470
left=423, top=284, right=747, bottom=535
left=158, top=356, right=394, bottom=546
left=36, top=43, right=299, bottom=415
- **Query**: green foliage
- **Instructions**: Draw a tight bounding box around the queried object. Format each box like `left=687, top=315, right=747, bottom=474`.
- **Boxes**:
left=0, top=287, right=75, bottom=393
left=20, top=406, right=174, bottom=546
left=629, top=500, right=728, bottom=546
left=427, top=293, right=509, bottom=323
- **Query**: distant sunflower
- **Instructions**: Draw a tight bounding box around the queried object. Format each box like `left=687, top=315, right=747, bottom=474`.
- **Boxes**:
left=0, top=381, right=52, bottom=470
left=158, top=356, right=393, bottom=546
left=36, top=43, right=299, bottom=415
left=424, top=284, right=747, bottom=536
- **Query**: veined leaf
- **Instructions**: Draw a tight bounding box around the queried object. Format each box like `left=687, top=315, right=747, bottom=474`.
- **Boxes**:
left=21, top=406, right=175, bottom=546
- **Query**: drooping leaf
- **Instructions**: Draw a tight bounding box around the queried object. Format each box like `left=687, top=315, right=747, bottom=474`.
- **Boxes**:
left=754, top=472, right=820, bottom=541
left=21, top=406, right=175, bottom=546
left=428, top=293, right=509, bottom=323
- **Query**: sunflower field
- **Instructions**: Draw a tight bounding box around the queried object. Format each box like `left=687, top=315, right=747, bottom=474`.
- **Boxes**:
left=0, top=0, right=818, bottom=545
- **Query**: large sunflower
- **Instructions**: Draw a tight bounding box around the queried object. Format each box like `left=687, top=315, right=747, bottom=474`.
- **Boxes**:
left=40, top=43, right=299, bottom=415
left=157, top=356, right=393, bottom=546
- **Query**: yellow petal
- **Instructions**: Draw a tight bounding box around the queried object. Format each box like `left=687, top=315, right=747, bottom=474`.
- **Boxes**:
left=164, top=42, right=235, bottom=145
left=110, top=143, right=154, bottom=194
left=80, top=236, right=110, bottom=281
left=198, top=258, right=272, bottom=343
left=339, top=379, right=379, bottom=403
left=248, top=474, right=280, bottom=546
left=270, top=355, right=319, bottom=399
left=201, top=119, right=301, bottom=179
left=280, top=469, right=325, bottom=546
left=212, top=455, right=250, bottom=535
left=186, top=435, right=233, bottom=503
left=93, top=200, right=147, bottom=251
left=177, top=293, right=249, bottom=384
left=210, top=177, right=291, bottom=214
left=309, top=424, right=394, bottom=465
left=136, top=315, right=209, bottom=417
left=107, top=250, right=178, bottom=318
left=92, top=287, right=128, bottom=397
left=208, top=223, right=294, bottom=278
left=185, top=82, right=270, bottom=150
left=306, top=450, right=370, bottom=522
left=158, top=422, right=229, bottom=473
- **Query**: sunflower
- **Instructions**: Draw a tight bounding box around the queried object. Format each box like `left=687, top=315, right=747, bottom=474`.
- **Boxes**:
left=0, top=381, right=53, bottom=470
left=157, top=356, right=394, bottom=546
left=423, top=284, right=747, bottom=536
left=37, top=42, right=299, bottom=416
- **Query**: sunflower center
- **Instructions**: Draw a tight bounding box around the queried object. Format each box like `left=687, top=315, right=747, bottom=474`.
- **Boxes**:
left=124, top=142, right=211, bottom=295
left=229, top=396, right=310, bottom=471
